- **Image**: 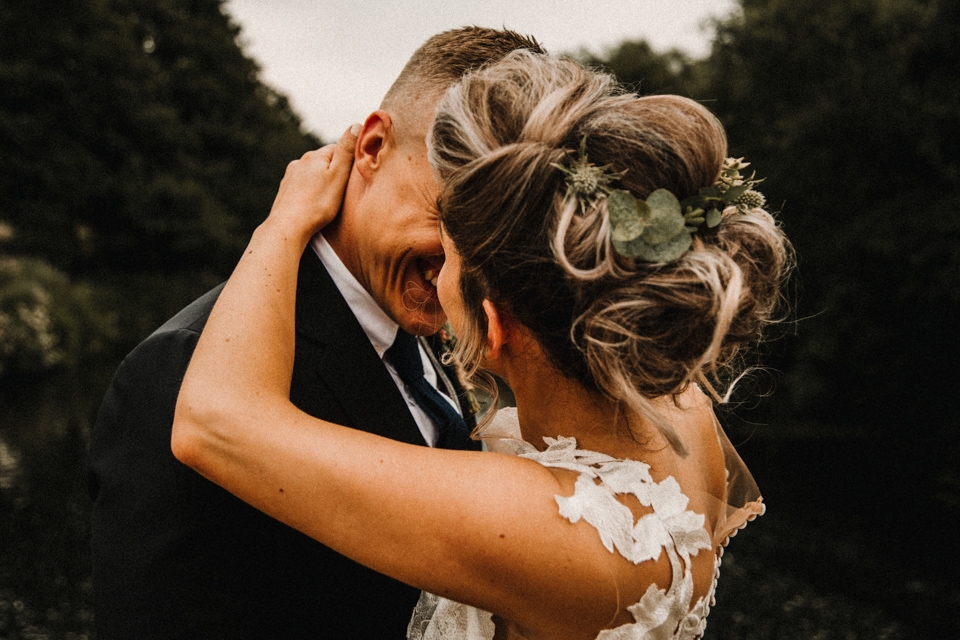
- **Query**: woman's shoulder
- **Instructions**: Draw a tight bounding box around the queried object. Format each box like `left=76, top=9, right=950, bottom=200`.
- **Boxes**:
left=523, top=433, right=714, bottom=566
left=478, top=392, right=760, bottom=550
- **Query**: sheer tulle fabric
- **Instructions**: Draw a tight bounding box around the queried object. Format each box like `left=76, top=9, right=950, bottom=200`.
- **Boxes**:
left=407, top=407, right=763, bottom=640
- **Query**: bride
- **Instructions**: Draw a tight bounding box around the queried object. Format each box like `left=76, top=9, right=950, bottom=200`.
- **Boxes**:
left=172, top=52, right=791, bottom=639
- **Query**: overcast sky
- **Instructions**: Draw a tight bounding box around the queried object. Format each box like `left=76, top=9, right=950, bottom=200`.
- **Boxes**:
left=224, top=0, right=739, bottom=141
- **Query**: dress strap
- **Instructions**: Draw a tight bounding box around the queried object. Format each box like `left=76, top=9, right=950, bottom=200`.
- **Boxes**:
left=707, top=416, right=765, bottom=548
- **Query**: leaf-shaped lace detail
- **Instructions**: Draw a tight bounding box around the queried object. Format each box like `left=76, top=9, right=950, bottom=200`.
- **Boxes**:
left=599, top=584, right=674, bottom=639
left=524, top=435, right=618, bottom=471
left=557, top=473, right=638, bottom=559
left=523, top=435, right=715, bottom=639
left=595, top=583, right=709, bottom=640
left=521, top=436, right=713, bottom=566
left=409, top=420, right=729, bottom=640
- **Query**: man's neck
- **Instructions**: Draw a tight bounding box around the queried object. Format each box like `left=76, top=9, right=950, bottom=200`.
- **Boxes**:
left=320, top=218, right=366, bottom=291
left=310, top=233, right=397, bottom=357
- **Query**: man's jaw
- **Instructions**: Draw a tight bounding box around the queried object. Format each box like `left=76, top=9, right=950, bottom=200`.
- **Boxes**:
left=417, top=255, right=445, bottom=291
left=391, top=255, right=445, bottom=335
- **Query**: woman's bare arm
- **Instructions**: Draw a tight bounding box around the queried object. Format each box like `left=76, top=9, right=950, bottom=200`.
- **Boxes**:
left=171, top=128, right=650, bottom=638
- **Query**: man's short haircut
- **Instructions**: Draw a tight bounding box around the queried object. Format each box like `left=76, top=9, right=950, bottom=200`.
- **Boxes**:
left=381, top=26, right=545, bottom=144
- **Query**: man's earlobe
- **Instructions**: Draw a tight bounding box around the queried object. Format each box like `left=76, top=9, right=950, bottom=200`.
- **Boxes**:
left=355, top=111, right=391, bottom=180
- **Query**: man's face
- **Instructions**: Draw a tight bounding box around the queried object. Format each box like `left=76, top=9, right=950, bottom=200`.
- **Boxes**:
left=345, top=137, right=446, bottom=336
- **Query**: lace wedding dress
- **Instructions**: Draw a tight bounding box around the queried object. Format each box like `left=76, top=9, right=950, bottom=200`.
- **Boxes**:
left=407, top=407, right=763, bottom=640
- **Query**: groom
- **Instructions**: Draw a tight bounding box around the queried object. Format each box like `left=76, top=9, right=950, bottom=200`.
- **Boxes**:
left=88, top=27, right=544, bottom=639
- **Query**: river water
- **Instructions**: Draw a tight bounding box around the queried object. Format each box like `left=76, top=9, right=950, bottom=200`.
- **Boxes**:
left=0, top=371, right=109, bottom=638
left=0, top=371, right=934, bottom=639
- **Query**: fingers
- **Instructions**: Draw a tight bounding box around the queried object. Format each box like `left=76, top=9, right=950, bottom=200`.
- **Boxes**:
left=266, top=124, right=362, bottom=239
left=326, top=123, right=361, bottom=180
left=312, top=124, right=360, bottom=211
left=293, top=124, right=359, bottom=174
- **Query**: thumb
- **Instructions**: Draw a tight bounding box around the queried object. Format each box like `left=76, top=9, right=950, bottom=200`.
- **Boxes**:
left=329, top=123, right=360, bottom=176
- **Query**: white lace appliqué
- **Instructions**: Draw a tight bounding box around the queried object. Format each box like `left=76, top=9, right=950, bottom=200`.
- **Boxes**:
left=408, top=409, right=726, bottom=640
left=521, top=436, right=714, bottom=640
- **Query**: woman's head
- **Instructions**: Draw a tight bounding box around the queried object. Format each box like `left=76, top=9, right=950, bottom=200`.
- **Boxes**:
left=429, top=52, right=791, bottom=450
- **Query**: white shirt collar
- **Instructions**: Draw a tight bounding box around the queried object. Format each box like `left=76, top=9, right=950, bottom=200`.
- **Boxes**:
left=309, top=232, right=398, bottom=357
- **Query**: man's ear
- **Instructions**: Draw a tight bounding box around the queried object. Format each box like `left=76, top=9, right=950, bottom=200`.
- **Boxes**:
left=482, top=299, right=508, bottom=360
left=354, top=111, right=393, bottom=181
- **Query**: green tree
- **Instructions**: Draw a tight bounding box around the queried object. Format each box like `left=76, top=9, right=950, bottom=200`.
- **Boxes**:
left=704, top=0, right=960, bottom=430
left=578, top=39, right=704, bottom=98
left=0, top=0, right=318, bottom=275
left=0, top=0, right=319, bottom=361
left=702, top=1, right=960, bottom=632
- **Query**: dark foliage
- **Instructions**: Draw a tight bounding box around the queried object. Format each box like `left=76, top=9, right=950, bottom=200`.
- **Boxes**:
left=0, top=0, right=318, bottom=275
left=590, top=0, right=960, bottom=635
left=0, top=0, right=318, bottom=360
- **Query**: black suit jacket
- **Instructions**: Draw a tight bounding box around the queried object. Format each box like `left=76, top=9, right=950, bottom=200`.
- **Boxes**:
left=88, top=251, right=475, bottom=639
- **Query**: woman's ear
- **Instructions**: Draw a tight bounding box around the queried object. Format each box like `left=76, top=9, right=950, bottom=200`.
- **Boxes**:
left=482, top=299, right=507, bottom=360
left=354, top=111, right=393, bottom=180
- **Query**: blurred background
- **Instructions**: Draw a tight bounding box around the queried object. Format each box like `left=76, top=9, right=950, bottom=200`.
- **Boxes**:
left=1, top=0, right=958, bottom=637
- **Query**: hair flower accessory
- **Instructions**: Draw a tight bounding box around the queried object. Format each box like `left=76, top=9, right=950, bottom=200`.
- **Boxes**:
left=556, top=143, right=766, bottom=263
left=551, top=138, right=626, bottom=211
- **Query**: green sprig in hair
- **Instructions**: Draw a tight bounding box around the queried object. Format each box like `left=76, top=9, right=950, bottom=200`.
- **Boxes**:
left=555, top=142, right=767, bottom=263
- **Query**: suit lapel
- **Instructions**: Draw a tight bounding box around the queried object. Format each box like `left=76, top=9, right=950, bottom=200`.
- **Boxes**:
left=293, top=250, right=428, bottom=447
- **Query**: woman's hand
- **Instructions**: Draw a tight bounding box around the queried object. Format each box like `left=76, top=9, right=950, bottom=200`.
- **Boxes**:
left=265, top=124, right=359, bottom=243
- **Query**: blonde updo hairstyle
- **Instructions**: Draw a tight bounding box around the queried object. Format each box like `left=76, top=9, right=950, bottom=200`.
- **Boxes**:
left=429, top=52, right=791, bottom=453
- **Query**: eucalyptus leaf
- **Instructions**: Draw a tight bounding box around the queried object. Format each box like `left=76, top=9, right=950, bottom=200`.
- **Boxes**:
left=613, top=230, right=692, bottom=263
left=705, top=208, right=722, bottom=228
left=638, top=189, right=686, bottom=244
left=604, top=156, right=767, bottom=263
left=608, top=190, right=646, bottom=241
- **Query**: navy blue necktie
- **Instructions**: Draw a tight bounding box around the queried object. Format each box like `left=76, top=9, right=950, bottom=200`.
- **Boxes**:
left=384, top=328, right=472, bottom=450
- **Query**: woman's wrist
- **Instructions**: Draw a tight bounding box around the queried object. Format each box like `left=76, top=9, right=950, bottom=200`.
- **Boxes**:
left=253, top=216, right=316, bottom=255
